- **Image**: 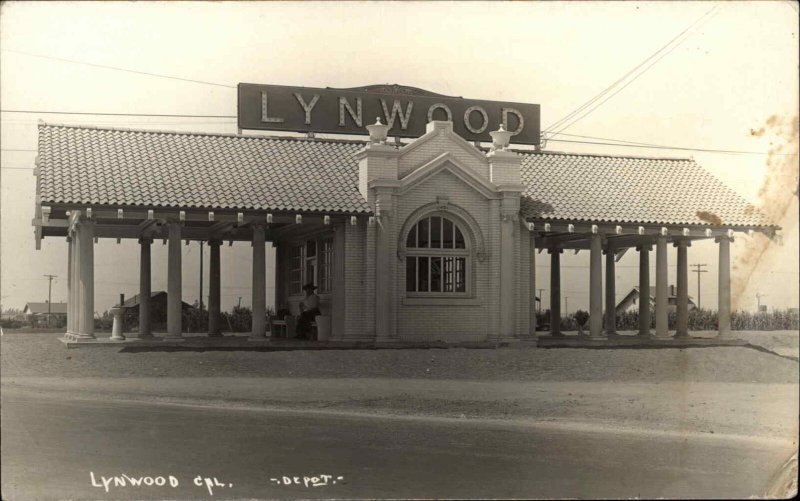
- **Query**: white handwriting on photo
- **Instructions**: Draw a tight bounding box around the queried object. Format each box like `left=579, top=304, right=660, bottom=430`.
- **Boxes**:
left=89, top=472, right=346, bottom=494
left=90, top=472, right=232, bottom=496
left=270, top=474, right=345, bottom=487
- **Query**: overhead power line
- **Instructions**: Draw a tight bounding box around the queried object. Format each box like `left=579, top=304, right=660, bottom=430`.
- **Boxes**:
left=545, top=137, right=795, bottom=156
left=1, top=109, right=236, bottom=119
left=2, top=48, right=236, bottom=89
left=544, top=6, right=719, bottom=138
left=3, top=109, right=792, bottom=157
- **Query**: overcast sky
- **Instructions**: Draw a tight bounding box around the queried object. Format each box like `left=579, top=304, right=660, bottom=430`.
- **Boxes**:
left=1, top=1, right=797, bottom=315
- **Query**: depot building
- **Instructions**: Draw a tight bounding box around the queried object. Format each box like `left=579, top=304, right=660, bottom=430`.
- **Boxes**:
left=32, top=84, right=777, bottom=344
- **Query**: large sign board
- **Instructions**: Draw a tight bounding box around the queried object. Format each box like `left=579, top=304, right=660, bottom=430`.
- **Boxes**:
left=238, top=83, right=540, bottom=145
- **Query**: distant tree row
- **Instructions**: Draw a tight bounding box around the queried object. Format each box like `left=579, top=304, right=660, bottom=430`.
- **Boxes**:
left=536, top=308, right=800, bottom=331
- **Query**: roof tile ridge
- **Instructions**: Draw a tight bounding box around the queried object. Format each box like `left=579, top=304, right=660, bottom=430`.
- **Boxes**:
left=38, top=122, right=370, bottom=145
left=515, top=149, right=693, bottom=162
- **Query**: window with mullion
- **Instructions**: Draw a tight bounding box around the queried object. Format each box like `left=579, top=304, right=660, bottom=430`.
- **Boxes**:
left=405, top=215, right=469, bottom=295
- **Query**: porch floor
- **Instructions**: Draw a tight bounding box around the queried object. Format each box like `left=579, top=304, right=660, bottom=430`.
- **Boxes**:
left=537, top=330, right=749, bottom=348
left=58, top=333, right=518, bottom=350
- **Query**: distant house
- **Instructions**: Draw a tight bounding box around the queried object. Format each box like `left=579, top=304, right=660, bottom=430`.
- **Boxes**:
left=616, top=286, right=696, bottom=314
left=121, top=291, right=193, bottom=329
left=23, top=301, right=68, bottom=327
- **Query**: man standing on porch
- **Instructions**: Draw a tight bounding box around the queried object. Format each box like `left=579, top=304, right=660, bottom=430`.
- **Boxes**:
left=296, top=283, right=320, bottom=340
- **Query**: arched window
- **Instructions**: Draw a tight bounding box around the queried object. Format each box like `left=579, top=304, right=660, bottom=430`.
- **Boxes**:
left=405, top=214, right=469, bottom=294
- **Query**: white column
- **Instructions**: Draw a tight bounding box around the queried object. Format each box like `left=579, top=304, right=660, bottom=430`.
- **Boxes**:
left=604, top=248, right=617, bottom=335
left=331, top=223, right=346, bottom=339
left=375, top=215, right=391, bottom=341
left=717, top=236, right=732, bottom=338
left=166, top=222, right=183, bottom=338
left=529, top=230, right=537, bottom=337
left=655, top=235, right=670, bottom=337
left=674, top=240, right=690, bottom=338
left=549, top=248, right=562, bottom=336
left=208, top=239, right=222, bottom=337
left=638, top=244, right=651, bottom=336
left=135, top=237, right=153, bottom=338
left=77, top=220, right=95, bottom=339
left=499, top=211, right=516, bottom=339
left=589, top=234, right=604, bottom=338
left=251, top=224, right=266, bottom=338
left=66, top=236, right=74, bottom=335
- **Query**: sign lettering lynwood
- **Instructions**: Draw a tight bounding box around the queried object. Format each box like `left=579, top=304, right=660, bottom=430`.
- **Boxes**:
left=238, top=83, right=541, bottom=145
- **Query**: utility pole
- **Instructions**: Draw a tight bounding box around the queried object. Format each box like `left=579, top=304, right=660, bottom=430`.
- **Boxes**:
left=690, top=264, right=708, bottom=309
left=537, top=288, right=544, bottom=313
left=565, top=296, right=569, bottom=315
left=43, top=274, right=57, bottom=327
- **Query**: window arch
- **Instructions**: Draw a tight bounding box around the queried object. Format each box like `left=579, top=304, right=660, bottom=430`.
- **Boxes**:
left=404, top=214, right=469, bottom=294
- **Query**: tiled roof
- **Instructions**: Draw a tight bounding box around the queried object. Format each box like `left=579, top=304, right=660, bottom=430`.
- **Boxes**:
left=519, top=151, right=772, bottom=227
left=37, top=124, right=772, bottom=227
left=37, top=123, right=370, bottom=214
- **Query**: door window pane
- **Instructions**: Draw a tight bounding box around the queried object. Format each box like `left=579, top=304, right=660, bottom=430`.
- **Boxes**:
left=430, top=217, right=442, bottom=248
left=455, top=226, right=465, bottom=249
left=443, top=257, right=454, bottom=292
left=431, top=257, right=442, bottom=292
left=406, top=225, right=417, bottom=248
left=455, top=257, right=466, bottom=292
left=406, top=257, right=417, bottom=292
left=418, top=256, right=429, bottom=292
left=418, top=218, right=429, bottom=248
left=443, top=219, right=454, bottom=248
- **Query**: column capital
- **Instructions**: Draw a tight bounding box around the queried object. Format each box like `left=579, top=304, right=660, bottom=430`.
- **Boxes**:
left=138, top=236, right=153, bottom=245
left=714, top=235, right=734, bottom=243
left=673, top=239, right=692, bottom=248
left=547, top=247, right=563, bottom=254
left=636, top=244, right=652, bottom=252
left=207, top=238, right=222, bottom=247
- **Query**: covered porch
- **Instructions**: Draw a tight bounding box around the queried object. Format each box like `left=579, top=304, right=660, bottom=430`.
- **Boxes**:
left=35, top=205, right=364, bottom=344
left=529, top=220, right=778, bottom=346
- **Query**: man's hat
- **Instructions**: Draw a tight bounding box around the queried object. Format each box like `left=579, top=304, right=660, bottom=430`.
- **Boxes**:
left=302, top=283, right=318, bottom=291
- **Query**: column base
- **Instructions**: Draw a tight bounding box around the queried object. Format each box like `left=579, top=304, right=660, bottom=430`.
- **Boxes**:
left=673, top=331, right=690, bottom=339
left=127, top=332, right=154, bottom=340
left=163, top=335, right=186, bottom=341
left=637, top=331, right=653, bottom=337
left=62, top=332, right=96, bottom=342
left=208, top=332, right=224, bottom=338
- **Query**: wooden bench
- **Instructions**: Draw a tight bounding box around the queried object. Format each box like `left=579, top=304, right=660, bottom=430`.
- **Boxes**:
left=269, top=316, right=296, bottom=338
left=269, top=316, right=319, bottom=339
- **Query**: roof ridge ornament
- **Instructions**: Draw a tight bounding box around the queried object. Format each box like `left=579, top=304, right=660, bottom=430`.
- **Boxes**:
left=366, top=117, right=390, bottom=144
left=489, top=123, right=512, bottom=151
